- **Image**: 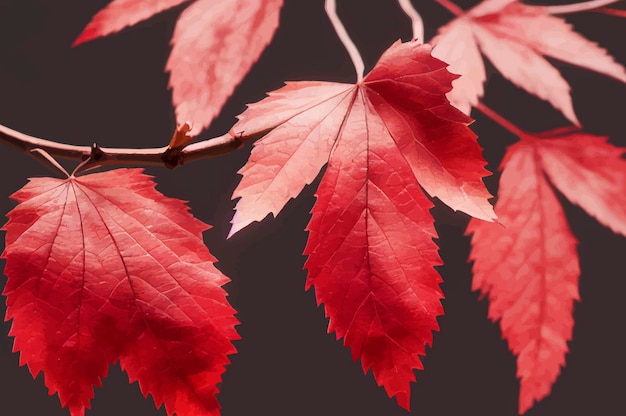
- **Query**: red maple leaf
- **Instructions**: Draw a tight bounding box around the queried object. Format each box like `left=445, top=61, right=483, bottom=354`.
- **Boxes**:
left=228, top=40, right=496, bottom=409
left=466, top=129, right=626, bottom=413
left=74, top=0, right=283, bottom=135
left=2, top=169, right=239, bottom=416
left=431, top=0, right=626, bottom=122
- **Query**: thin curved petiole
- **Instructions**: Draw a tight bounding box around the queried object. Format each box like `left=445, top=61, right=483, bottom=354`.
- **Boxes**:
left=547, top=0, right=621, bottom=14
left=397, top=0, right=424, bottom=42
left=325, top=0, right=365, bottom=82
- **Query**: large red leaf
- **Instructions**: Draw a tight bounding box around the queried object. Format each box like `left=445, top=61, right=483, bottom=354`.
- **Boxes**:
left=467, top=141, right=580, bottom=414
left=432, top=0, right=626, bottom=123
left=229, top=40, right=496, bottom=409
left=229, top=40, right=496, bottom=236
left=303, top=88, right=443, bottom=410
left=467, top=129, right=626, bottom=413
left=2, top=169, right=239, bottom=416
left=75, top=0, right=283, bottom=135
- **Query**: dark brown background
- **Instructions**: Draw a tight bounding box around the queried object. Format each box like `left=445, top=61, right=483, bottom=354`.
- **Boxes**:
left=0, top=0, right=624, bottom=415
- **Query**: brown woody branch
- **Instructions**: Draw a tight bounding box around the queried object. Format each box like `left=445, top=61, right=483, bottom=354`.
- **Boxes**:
left=0, top=123, right=244, bottom=175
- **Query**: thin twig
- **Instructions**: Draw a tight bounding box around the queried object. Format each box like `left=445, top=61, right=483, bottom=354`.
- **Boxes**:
left=397, top=0, right=424, bottom=42
left=434, top=0, right=622, bottom=16
left=475, top=103, right=530, bottom=139
left=434, top=0, right=464, bottom=17
left=547, top=0, right=621, bottom=14
left=0, top=123, right=89, bottom=160
left=0, top=123, right=243, bottom=174
left=595, top=6, right=626, bottom=16
left=325, top=0, right=365, bottom=82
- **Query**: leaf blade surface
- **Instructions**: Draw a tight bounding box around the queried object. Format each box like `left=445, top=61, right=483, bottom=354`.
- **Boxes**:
left=2, top=169, right=239, bottom=416
left=231, top=40, right=495, bottom=408
left=467, top=142, right=579, bottom=413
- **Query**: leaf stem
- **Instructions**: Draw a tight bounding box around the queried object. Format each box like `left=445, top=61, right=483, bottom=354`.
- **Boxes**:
left=433, top=0, right=464, bottom=17
left=325, top=0, right=365, bottom=82
left=397, top=0, right=424, bottom=42
left=0, top=123, right=243, bottom=174
left=475, top=103, right=530, bottom=139
left=594, top=6, right=626, bottom=17
left=29, top=148, right=71, bottom=178
left=547, top=0, right=622, bottom=14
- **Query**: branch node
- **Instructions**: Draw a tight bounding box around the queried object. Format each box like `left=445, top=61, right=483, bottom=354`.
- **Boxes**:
left=0, top=123, right=243, bottom=170
left=162, top=123, right=196, bottom=169
left=162, top=147, right=182, bottom=169
left=91, top=142, right=104, bottom=161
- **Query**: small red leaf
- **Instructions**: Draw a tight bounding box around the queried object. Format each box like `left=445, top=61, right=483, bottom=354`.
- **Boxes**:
left=167, top=0, right=283, bottom=134
left=75, top=0, right=283, bottom=135
left=468, top=128, right=626, bottom=413
left=230, top=40, right=496, bottom=409
left=2, top=169, right=239, bottom=416
left=467, top=141, right=580, bottom=413
left=432, top=0, right=626, bottom=122
left=73, top=0, right=191, bottom=46
left=534, top=131, right=626, bottom=237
